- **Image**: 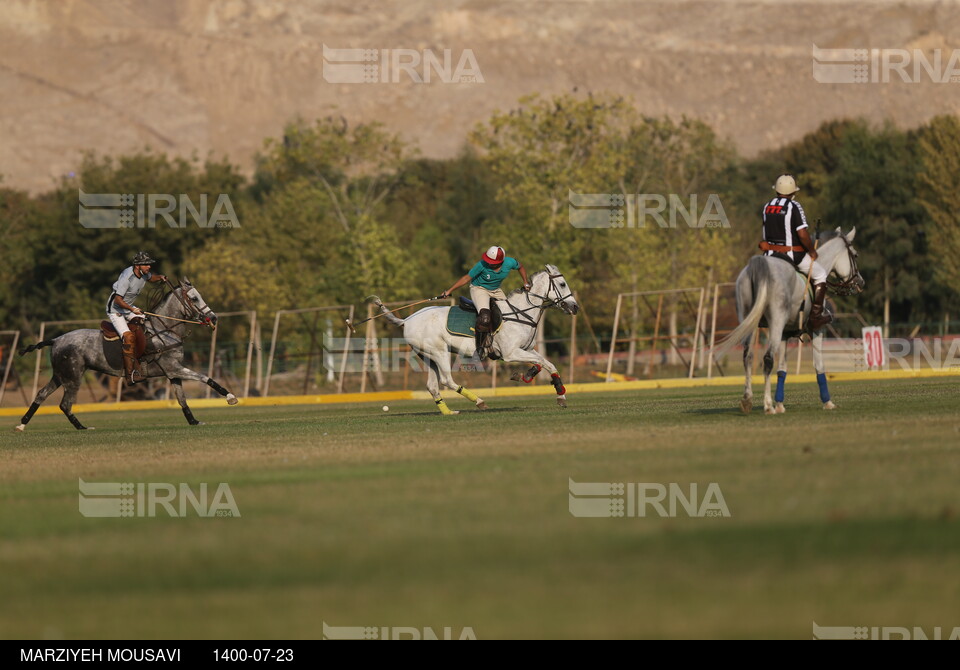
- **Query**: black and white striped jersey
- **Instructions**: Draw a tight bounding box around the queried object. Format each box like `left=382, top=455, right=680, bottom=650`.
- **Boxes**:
left=762, top=196, right=809, bottom=257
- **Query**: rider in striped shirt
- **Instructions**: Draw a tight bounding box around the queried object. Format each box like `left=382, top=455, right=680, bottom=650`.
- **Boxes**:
left=760, top=175, right=832, bottom=330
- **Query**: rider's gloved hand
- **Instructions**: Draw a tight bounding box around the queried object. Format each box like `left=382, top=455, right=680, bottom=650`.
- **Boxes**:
left=523, top=283, right=532, bottom=291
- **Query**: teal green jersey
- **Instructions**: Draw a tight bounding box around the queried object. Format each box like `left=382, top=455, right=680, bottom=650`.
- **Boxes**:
left=468, top=257, right=520, bottom=290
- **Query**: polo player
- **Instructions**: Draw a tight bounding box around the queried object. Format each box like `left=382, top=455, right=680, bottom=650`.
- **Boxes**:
left=760, top=175, right=832, bottom=331
left=106, top=251, right=167, bottom=383
left=441, top=245, right=531, bottom=359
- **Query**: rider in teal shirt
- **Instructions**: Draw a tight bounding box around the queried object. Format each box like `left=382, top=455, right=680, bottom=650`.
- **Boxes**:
left=442, top=246, right=530, bottom=359
left=467, top=256, right=521, bottom=290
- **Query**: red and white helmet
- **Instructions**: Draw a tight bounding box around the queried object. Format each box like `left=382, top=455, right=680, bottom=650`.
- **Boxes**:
left=481, top=245, right=505, bottom=264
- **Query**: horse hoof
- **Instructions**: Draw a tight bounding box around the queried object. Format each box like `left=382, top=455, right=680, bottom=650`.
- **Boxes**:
left=556, top=395, right=567, bottom=408
left=823, top=401, right=836, bottom=410
left=193, top=421, right=206, bottom=426
left=14, top=424, right=25, bottom=432
left=740, top=398, right=752, bottom=414
left=443, top=410, right=460, bottom=416
left=476, top=400, right=488, bottom=410
left=775, top=403, right=785, bottom=414
left=510, top=372, right=522, bottom=382
left=764, top=406, right=775, bottom=415
left=226, top=393, right=238, bottom=406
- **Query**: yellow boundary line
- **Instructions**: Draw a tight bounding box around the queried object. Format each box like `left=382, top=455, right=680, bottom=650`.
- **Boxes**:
left=2, top=368, right=958, bottom=417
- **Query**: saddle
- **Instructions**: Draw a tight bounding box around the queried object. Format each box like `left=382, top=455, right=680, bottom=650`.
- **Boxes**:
left=100, top=320, right=147, bottom=358
left=446, top=298, right=503, bottom=339
left=757, top=256, right=821, bottom=335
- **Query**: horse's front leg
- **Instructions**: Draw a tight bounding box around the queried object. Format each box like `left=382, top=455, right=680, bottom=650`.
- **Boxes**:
left=811, top=332, right=835, bottom=410
left=169, top=367, right=238, bottom=406
left=171, top=378, right=203, bottom=425
left=504, top=348, right=568, bottom=408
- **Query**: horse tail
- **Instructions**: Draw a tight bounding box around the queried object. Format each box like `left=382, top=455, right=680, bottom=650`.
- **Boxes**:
left=19, top=339, right=57, bottom=356
left=368, top=295, right=406, bottom=327
left=713, top=257, right=769, bottom=357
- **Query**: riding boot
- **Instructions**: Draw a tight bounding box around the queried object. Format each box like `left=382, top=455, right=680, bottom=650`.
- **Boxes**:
left=475, top=308, right=492, bottom=360
left=807, top=283, right=833, bottom=331
left=121, top=331, right=143, bottom=384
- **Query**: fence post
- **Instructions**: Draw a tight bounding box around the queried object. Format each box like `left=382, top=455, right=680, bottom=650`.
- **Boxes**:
left=605, top=294, right=623, bottom=382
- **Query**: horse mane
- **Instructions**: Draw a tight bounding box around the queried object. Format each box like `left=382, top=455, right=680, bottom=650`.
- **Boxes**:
left=153, top=285, right=184, bottom=312
left=506, top=270, right=548, bottom=297
left=816, top=229, right=843, bottom=244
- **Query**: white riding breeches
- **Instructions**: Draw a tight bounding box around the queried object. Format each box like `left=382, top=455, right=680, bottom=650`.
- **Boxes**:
left=797, top=255, right=827, bottom=285
left=469, top=285, right=506, bottom=312
left=108, top=311, right=134, bottom=338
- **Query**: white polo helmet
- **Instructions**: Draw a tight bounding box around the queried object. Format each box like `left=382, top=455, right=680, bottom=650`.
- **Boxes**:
left=774, top=174, right=799, bottom=196
left=481, top=246, right=505, bottom=264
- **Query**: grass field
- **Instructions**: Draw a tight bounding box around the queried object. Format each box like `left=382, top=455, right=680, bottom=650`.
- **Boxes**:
left=2, top=377, right=959, bottom=640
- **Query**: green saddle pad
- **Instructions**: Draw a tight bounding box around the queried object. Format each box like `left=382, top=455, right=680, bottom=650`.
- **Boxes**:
left=445, top=308, right=504, bottom=338
left=446, top=308, right=478, bottom=338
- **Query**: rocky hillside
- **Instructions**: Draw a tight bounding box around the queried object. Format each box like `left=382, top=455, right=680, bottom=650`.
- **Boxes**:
left=2, top=0, right=959, bottom=192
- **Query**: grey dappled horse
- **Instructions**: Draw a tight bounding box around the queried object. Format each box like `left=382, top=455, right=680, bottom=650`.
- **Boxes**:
left=375, top=265, right=580, bottom=415
left=714, top=228, right=864, bottom=414
left=15, top=279, right=238, bottom=431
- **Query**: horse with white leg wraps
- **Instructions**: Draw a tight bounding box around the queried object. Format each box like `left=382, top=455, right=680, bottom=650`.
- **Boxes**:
left=374, top=265, right=579, bottom=415
left=15, top=279, right=239, bottom=431
left=713, top=228, right=864, bottom=414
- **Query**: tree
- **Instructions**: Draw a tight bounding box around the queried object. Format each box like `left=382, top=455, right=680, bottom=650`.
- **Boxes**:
left=825, top=121, right=932, bottom=333
left=255, top=117, right=418, bottom=300
left=918, top=115, right=960, bottom=294
left=470, top=93, right=636, bottom=290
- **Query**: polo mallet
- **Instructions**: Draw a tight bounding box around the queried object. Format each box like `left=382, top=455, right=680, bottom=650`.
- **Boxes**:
left=798, top=218, right=821, bottom=334
left=345, top=296, right=444, bottom=333
left=142, top=311, right=206, bottom=325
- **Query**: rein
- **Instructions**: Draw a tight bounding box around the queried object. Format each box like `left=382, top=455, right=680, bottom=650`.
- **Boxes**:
left=499, top=271, right=574, bottom=329
left=826, top=236, right=863, bottom=296
left=139, top=286, right=209, bottom=361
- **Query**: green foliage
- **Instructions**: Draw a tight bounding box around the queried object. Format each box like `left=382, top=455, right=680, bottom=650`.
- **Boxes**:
left=918, top=115, right=960, bottom=293
left=5, top=103, right=960, bottom=342
left=251, top=117, right=418, bottom=301
left=0, top=184, right=42, bottom=330
left=824, top=121, right=934, bottom=325
left=470, top=93, right=636, bottom=286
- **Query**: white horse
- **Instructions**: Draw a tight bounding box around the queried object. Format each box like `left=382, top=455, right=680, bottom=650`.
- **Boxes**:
left=375, top=265, right=579, bottom=415
left=714, top=228, right=864, bottom=414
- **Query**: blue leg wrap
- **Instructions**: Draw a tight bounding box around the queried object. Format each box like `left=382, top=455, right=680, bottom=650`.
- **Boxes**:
left=817, top=372, right=830, bottom=403
left=775, top=371, right=786, bottom=403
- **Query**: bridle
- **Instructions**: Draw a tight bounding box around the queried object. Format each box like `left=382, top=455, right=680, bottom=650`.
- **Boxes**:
left=826, top=236, right=864, bottom=297
left=161, top=279, right=215, bottom=324
left=500, top=269, right=576, bottom=329
left=140, top=284, right=214, bottom=359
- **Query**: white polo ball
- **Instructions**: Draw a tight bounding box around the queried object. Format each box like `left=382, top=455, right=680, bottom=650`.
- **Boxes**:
left=382, top=405, right=390, bottom=412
